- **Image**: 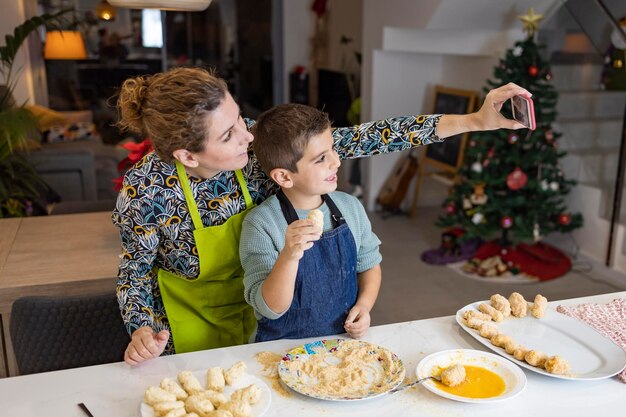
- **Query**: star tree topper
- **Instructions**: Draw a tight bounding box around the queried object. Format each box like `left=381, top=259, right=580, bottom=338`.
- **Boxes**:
left=519, top=7, right=544, bottom=38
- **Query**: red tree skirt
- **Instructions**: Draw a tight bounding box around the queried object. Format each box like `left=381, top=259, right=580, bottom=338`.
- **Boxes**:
left=473, top=241, right=571, bottom=281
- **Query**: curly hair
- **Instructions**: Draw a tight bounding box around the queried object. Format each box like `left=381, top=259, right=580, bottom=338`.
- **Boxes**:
left=117, top=67, right=228, bottom=163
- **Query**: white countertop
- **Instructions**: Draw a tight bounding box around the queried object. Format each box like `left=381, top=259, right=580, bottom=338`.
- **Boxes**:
left=2, top=292, right=625, bottom=416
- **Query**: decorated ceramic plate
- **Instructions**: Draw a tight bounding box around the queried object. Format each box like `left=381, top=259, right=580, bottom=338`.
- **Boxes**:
left=140, top=371, right=271, bottom=417
left=278, top=338, right=405, bottom=401
left=457, top=301, right=626, bottom=380
left=416, top=349, right=526, bottom=403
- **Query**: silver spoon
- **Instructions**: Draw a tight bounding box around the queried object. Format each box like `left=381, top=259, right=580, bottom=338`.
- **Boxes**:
left=389, top=375, right=442, bottom=394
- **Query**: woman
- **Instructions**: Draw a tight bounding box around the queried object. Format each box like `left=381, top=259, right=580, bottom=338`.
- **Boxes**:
left=113, top=67, right=529, bottom=365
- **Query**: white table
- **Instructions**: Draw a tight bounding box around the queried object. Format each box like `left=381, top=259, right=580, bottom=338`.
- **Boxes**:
left=1, top=292, right=624, bottom=416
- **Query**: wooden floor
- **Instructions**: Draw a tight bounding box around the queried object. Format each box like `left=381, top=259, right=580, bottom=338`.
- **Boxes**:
left=369, top=207, right=626, bottom=327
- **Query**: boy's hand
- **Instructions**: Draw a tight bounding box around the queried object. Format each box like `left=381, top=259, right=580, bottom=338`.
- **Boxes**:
left=344, top=304, right=371, bottom=339
left=281, top=219, right=321, bottom=261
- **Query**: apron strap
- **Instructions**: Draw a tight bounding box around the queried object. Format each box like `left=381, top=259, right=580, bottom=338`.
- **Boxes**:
left=276, top=189, right=300, bottom=224
left=322, top=194, right=346, bottom=226
left=234, top=169, right=253, bottom=209
left=175, top=161, right=203, bottom=230
left=276, top=190, right=346, bottom=227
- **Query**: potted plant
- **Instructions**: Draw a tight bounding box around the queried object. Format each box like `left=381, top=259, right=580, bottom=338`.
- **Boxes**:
left=0, top=10, right=69, bottom=217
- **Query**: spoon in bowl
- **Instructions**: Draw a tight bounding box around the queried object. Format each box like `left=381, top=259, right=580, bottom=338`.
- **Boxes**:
left=389, top=375, right=441, bottom=394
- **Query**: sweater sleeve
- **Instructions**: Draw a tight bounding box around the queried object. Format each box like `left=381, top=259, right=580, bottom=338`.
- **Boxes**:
left=240, top=208, right=285, bottom=320
left=350, top=197, right=382, bottom=273
left=112, top=176, right=161, bottom=335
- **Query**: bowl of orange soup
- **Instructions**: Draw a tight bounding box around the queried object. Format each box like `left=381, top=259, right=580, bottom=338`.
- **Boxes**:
left=416, top=349, right=526, bottom=403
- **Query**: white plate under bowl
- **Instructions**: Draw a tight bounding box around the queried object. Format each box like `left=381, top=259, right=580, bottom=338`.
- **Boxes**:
left=140, top=372, right=271, bottom=417
left=457, top=301, right=626, bottom=380
left=416, top=349, right=527, bottom=403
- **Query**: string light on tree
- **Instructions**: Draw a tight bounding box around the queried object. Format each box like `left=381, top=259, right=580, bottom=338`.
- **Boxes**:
left=501, top=216, right=513, bottom=229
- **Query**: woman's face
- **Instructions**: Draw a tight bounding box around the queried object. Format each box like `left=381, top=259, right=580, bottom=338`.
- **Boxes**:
left=187, top=92, right=254, bottom=178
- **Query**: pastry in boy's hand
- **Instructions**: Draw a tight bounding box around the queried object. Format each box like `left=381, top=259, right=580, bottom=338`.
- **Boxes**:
left=307, top=209, right=324, bottom=233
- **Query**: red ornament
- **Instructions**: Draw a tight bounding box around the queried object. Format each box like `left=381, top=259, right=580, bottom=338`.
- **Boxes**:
left=507, top=167, right=528, bottom=191
left=558, top=213, right=572, bottom=226
left=501, top=216, right=513, bottom=229
left=445, top=203, right=456, bottom=215
left=487, top=147, right=496, bottom=158
left=528, top=65, right=539, bottom=77
left=545, top=129, right=554, bottom=143
left=508, top=132, right=519, bottom=144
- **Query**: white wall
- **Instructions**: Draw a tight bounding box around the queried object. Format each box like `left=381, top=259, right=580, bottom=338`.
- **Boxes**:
left=1, top=0, right=34, bottom=105
left=281, top=0, right=312, bottom=103
left=361, top=0, right=563, bottom=209
left=281, top=0, right=363, bottom=105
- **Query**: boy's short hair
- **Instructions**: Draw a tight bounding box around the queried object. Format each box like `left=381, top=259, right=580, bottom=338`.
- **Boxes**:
left=253, top=104, right=331, bottom=174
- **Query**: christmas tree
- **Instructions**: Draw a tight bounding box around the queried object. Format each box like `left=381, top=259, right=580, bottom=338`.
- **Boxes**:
left=437, top=9, right=583, bottom=245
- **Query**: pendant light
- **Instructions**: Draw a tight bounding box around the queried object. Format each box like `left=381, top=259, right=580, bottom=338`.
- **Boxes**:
left=107, top=0, right=212, bottom=11
left=96, top=1, right=117, bottom=21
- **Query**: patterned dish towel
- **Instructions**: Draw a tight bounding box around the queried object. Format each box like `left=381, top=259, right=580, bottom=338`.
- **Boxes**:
left=557, top=298, right=626, bottom=383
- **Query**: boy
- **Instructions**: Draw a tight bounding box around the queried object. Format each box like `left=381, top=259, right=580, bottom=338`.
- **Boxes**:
left=240, top=104, right=382, bottom=342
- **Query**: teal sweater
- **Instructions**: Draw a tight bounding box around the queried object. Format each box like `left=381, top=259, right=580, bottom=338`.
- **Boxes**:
left=240, top=191, right=382, bottom=320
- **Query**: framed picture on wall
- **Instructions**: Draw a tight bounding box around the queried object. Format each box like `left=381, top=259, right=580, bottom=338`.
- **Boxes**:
left=423, top=86, right=478, bottom=173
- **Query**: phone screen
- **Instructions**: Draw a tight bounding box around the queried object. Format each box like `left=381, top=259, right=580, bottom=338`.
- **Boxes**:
left=511, top=95, right=535, bottom=130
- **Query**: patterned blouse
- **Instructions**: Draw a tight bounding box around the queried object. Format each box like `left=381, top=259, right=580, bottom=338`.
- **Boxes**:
left=113, top=115, right=442, bottom=354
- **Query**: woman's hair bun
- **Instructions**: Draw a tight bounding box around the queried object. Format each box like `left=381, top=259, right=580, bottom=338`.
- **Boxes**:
left=117, top=75, right=151, bottom=134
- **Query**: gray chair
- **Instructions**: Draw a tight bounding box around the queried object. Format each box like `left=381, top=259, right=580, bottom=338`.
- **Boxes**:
left=10, top=292, right=129, bottom=375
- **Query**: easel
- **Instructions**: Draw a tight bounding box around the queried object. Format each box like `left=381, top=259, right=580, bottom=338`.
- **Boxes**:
left=410, top=86, right=477, bottom=217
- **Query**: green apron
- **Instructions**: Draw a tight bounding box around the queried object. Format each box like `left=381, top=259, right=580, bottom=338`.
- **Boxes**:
left=157, top=162, right=256, bottom=353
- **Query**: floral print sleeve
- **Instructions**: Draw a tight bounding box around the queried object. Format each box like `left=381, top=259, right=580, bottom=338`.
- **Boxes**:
left=332, top=114, right=442, bottom=158
left=113, top=175, right=161, bottom=335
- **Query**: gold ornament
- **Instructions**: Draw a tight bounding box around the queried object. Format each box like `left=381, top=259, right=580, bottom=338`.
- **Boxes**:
left=519, top=8, right=544, bottom=37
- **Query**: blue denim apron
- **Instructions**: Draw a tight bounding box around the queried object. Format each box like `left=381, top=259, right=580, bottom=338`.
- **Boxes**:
left=255, top=190, right=358, bottom=342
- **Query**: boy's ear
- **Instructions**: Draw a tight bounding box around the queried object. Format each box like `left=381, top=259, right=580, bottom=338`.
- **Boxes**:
left=172, top=149, right=199, bottom=168
left=270, top=168, right=294, bottom=188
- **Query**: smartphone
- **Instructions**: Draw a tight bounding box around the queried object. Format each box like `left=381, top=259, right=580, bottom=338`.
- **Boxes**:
left=511, top=95, right=536, bottom=130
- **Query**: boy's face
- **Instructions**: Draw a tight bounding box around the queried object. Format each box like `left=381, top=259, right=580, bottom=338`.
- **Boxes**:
left=288, top=128, right=341, bottom=197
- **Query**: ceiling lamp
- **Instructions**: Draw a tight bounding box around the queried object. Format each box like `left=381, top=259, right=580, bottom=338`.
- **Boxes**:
left=107, top=0, right=212, bottom=11
left=44, top=31, right=87, bottom=60
left=96, top=1, right=117, bottom=21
